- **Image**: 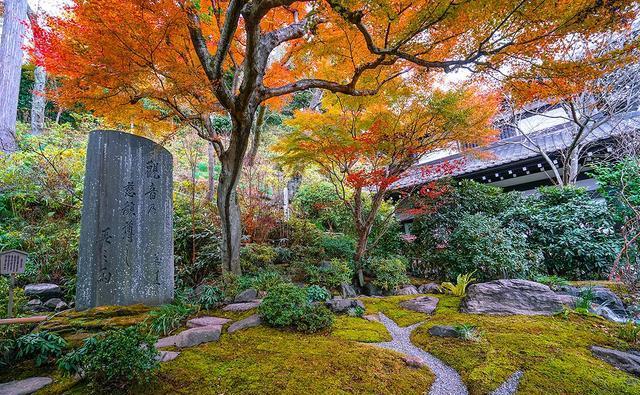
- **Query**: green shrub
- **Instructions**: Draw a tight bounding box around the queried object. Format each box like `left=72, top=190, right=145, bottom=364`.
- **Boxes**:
left=296, top=305, right=334, bottom=333
left=247, top=270, right=287, bottom=292
left=575, top=287, right=595, bottom=312
left=59, top=326, right=159, bottom=391
left=240, top=244, right=277, bottom=273
left=533, top=275, right=570, bottom=289
left=1, top=331, right=66, bottom=367
left=305, top=259, right=354, bottom=289
left=197, top=285, right=225, bottom=310
left=293, top=182, right=353, bottom=233
left=307, top=285, right=331, bottom=302
left=347, top=305, right=365, bottom=317
left=258, top=283, right=334, bottom=333
left=444, top=213, right=542, bottom=281
left=366, top=256, right=409, bottom=292
left=320, top=233, right=355, bottom=260
left=454, top=324, right=481, bottom=342
left=148, top=303, right=195, bottom=336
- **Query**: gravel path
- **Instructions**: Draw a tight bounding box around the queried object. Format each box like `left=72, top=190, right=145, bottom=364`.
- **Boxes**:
left=373, top=313, right=523, bottom=395
left=374, top=313, right=468, bottom=395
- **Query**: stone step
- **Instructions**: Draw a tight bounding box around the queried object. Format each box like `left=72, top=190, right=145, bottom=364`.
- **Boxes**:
left=155, top=325, right=222, bottom=349
left=0, top=377, right=52, bottom=395
left=186, top=316, right=231, bottom=328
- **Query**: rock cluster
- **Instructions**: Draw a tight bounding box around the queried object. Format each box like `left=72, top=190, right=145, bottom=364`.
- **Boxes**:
left=24, top=283, right=69, bottom=313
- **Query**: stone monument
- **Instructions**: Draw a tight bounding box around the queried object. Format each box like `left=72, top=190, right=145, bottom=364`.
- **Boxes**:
left=76, top=130, right=174, bottom=310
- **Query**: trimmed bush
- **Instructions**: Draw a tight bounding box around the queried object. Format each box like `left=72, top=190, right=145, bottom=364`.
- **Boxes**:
left=366, top=256, right=409, bottom=292
left=307, top=285, right=331, bottom=302
left=240, top=243, right=277, bottom=273
left=305, top=259, right=354, bottom=289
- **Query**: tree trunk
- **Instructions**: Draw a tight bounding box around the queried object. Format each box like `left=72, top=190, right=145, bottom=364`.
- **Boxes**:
left=246, top=105, right=265, bottom=167
left=216, top=121, right=251, bottom=275
left=563, top=149, right=580, bottom=185
left=0, top=0, right=28, bottom=153
left=30, top=65, right=47, bottom=135
left=206, top=141, right=216, bottom=202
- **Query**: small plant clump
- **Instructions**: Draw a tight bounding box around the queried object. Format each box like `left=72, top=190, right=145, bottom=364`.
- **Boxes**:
left=534, top=275, right=570, bottom=289
left=58, top=326, right=159, bottom=391
left=197, top=285, right=226, bottom=310
left=441, top=271, right=476, bottom=297
left=259, top=283, right=334, bottom=333
left=148, top=302, right=196, bottom=336
left=0, top=331, right=67, bottom=368
left=618, top=322, right=640, bottom=344
left=347, top=306, right=365, bottom=318
left=307, top=285, right=332, bottom=303
left=454, top=324, right=482, bottom=342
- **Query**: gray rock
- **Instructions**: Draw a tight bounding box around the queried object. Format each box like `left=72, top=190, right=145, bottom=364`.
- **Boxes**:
left=75, top=130, right=174, bottom=311
left=24, top=284, right=61, bottom=301
left=55, top=301, right=69, bottom=312
left=156, top=326, right=222, bottom=349
left=400, top=296, right=439, bottom=314
left=460, top=279, right=570, bottom=316
left=590, top=346, right=640, bottom=377
left=186, top=316, right=231, bottom=328
left=428, top=325, right=459, bottom=338
left=227, top=314, right=262, bottom=333
left=394, top=285, right=419, bottom=295
left=222, top=300, right=261, bottom=312
left=24, top=299, right=48, bottom=313
left=591, top=287, right=627, bottom=316
left=417, top=282, right=442, bottom=294
left=234, top=288, right=258, bottom=303
left=363, top=283, right=384, bottom=296
left=325, top=298, right=365, bottom=313
left=156, top=351, right=180, bottom=362
left=403, top=355, right=426, bottom=368
left=556, top=294, right=577, bottom=309
left=363, top=314, right=380, bottom=322
left=341, top=283, right=357, bottom=298
left=0, top=377, right=53, bottom=395
left=555, top=285, right=580, bottom=296
left=43, top=298, right=63, bottom=310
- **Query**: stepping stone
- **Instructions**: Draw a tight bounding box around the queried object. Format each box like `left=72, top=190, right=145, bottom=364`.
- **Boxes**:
left=156, top=351, right=180, bottom=362
left=325, top=298, right=365, bottom=313
left=363, top=314, right=380, bottom=322
left=0, top=377, right=53, bottom=395
left=186, top=316, right=231, bottom=328
left=234, top=288, right=258, bottom=303
left=399, top=296, right=439, bottom=314
left=223, top=300, right=261, bottom=312
left=155, top=325, right=222, bottom=349
left=428, top=325, right=459, bottom=338
left=403, top=355, right=426, bottom=368
left=228, top=314, right=262, bottom=334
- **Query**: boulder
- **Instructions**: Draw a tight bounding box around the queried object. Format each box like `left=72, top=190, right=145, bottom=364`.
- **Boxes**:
left=227, top=314, right=262, bottom=333
left=156, top=326, right=222, bottom=349
left=590, top=346, right=640, bottom=377
left=55, top=301, right=69, bottom=312
left=400, top=296, right=439, bottom=314
left=325, top=298, right=365, bottom=314
left=234, top=288, right=258, bottom=303
left=418, top=282, right=442, bottom=294
left=555, top=285, right=580, bottom=297
left=363, top=283, right=384, bottom=296
left=341, top=283, right=357, bottom=298
left=460, top=280, right=569, bottom=316
left=428, top=325, right=459, bottom=338
left=24, top=284, right=62, bottom=301
left=186, top=316, right=231, bottom=328
left=24, top=299, right=48, bottom=313
left=222, top=300, right=262, bottom=312
left=44, top=298, right=64, bottom=310
left=156, top=351, right=180, bottom=362
left=591, top=287, right=627, bottom=316
left=0, top=377, right=53, bottom=395
left=394, top=285, right=419, bottom=296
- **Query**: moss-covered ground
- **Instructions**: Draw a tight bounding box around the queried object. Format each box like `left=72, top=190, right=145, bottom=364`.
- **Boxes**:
left=408, top=294, right=640, bottom=395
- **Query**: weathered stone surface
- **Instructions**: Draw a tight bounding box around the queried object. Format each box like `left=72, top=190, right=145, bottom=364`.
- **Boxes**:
left=24, top=283, right=61, bottom=301
left=186, top=316, right=231, bottom=328
left=24, top=299, right=48, bottom=313
left=44, top=298, right=63, bottom=309
left=0, top=377, right=53, bottom=395
left=234, top=288, right=258, bottom=303
left=227, top=314, right=262, bottom=333
left=400, top=296, right=439, bottom=314
left=591, top=346, right=640, bottom=377
left=55, top=301, right=69, bottom=311
left=555, top=285, right=580, bottom=296
left=591, top=287, right=627, bottom=316
left=222, top=300, right=261, bottom=312
left=403, top=355, right=426, bottom=368
left=363, top=283, right=384, bottom=296
left=156, top=326, right=222, bottom=349
left=363, top=314, right=380, bottom=322
left=341, top=283, right=357, bottom=298
left=460, top=280, right=568, bottom=315
left=156, top=351, right=180, bottom=362
left=394, top=285, right=419, bottom=296
left=76, top=130, right=174, bottom=311
left=325, top=298, right=365, bottom=313
left=417, top=282, right=442, bottom=294
left=428, top=325, right=459, bottom=338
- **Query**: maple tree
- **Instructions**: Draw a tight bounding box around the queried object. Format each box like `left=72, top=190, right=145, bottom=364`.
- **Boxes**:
left=275, top=84, right=497, bottom=284
left=38, top=0, right=638, bottom=275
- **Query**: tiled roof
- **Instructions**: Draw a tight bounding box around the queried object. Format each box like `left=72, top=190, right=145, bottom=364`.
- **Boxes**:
left=392, top=113, right=640, bottom=190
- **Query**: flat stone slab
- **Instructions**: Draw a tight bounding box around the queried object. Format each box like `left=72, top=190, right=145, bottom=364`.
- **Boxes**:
left=591, top=346, right=640, bottom=377
left=156, top=351, right=180, bottom=362
left=400, top=296, right=439, bottom=314
left=363, top=314, right=380, bottom=322
left=186, top=316, right=231, bottom=328
left=156, top=325, right=221, bottom=349
left=428, top=325, right=459, bottom=338
left=223, top=300, right=261, bottom=312
left=24, top=283, right=62, bottom=300
left=234, top=288, right=258, bottom=303
left=0, top=377, right=53, bottom=395
left=228, top=314, right=262, bottom=333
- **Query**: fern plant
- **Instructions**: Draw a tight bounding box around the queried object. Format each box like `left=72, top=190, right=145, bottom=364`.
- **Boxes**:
left=440, top=271, right=476, bottom=297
